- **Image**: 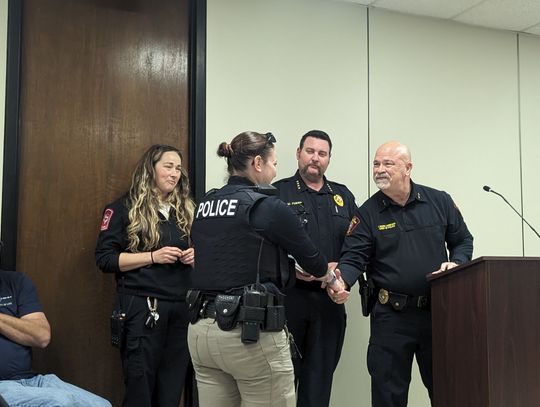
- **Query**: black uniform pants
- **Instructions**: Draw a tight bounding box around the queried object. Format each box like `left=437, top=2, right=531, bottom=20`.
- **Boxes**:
left=367, top=302, right=433, bottom=407
left=285, top=287, right=346, bottom=407
left=119, top=295, right=191, bottom=407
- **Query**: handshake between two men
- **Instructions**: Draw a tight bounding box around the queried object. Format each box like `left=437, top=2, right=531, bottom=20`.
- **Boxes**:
left=296, top=262, right=350, bottom=304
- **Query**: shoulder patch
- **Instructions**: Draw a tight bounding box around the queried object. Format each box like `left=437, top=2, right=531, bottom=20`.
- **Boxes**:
left=100, top=208, right=114, bottom=231
left=346, top=215, right=360, bottom=236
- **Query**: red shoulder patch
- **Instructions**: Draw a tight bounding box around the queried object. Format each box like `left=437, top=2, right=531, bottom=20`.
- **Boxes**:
left=100, top=208, right=114, bottom=231
left=346, top=215, right=360, bottom=236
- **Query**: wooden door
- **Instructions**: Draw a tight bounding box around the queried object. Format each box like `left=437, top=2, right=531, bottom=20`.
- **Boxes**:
left=6, top=0, right=196, bottom=404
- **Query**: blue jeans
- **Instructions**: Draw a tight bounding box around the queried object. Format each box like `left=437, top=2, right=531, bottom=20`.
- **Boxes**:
left=0, top=374, right=112, bottom=407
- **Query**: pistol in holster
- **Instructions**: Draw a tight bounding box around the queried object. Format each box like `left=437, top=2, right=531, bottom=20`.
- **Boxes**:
left=359, top=274, right=375, bottom=317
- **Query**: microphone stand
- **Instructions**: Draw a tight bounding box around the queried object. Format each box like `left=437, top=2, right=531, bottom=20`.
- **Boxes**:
left=483, top=186, right=540, bottom=240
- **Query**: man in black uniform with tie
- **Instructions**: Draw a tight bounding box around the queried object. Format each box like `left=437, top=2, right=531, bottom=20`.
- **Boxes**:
left=273, top=130, right=356, bottom=407
left=335, top=140, right=473, bottom=407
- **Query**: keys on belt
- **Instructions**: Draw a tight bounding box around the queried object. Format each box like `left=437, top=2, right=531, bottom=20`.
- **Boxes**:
left=145, top=297, right=160, bottom=328
left=377, top=288, right=430, bottom=311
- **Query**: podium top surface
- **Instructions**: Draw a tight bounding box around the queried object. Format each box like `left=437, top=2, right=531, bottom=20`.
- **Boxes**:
left=426, top=256, right=540, bottom=282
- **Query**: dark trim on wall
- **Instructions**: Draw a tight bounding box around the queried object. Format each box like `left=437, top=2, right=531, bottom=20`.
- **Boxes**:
left=188, top=0, right=206, bottom=202
left=1, top=0, right=22, bottom=270
left=516, top=33, right=525, bottom=256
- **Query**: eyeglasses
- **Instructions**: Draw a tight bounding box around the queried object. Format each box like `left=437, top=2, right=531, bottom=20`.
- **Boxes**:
left=265, top=132, right=277, bottom=143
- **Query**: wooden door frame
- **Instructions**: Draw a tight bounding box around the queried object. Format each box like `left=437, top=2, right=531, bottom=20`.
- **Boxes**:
left=0, top=0, right=207, bottom=270
left=1, top=0, right=22, bottom=270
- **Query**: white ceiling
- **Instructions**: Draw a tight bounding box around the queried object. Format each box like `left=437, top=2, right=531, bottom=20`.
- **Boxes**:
left=340, top=0, right=540, bottom=36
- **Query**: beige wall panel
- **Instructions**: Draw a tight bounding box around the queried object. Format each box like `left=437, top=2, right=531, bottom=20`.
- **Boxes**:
left=519, top=34, right=540, bottom=256
left=369, top=9, right=522, bottom=258
left=206, top=0, right=369, bottom=199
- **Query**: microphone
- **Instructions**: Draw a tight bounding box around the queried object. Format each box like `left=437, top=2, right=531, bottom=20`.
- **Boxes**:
left=483, top=185, right=540, bottom=239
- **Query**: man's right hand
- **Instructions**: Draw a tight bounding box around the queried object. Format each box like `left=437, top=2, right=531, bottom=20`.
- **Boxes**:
left=326, top=269, right=350, bottom=304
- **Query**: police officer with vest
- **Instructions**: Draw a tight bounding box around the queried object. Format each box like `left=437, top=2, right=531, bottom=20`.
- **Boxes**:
left=273, top=130, right=356, bottom=407
left=187, top=131, right=347, bottom=407
left=334, top=141, right=473, bottom=407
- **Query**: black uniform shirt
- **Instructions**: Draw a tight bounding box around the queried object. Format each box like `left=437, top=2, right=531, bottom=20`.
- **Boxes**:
left=95, top=196, right=192, bottom=300
left=190, top=177, right=329, bottom=291
left=339, top=181, right=473, bottom=295
left=227, top=177, right=328, bottom=278
left=273, top=171, right=356, bottom=290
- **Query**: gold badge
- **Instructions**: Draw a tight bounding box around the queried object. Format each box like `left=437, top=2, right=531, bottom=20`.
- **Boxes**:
left=378, top=289, right=389, bottom=304
left=333, top=194, right=344, bottom=207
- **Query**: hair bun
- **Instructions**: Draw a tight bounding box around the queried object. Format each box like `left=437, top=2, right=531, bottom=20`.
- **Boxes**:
left=217, top=142, right=234, bottom=158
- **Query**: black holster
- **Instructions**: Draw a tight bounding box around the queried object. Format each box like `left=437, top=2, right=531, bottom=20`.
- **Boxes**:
left=359, top=275, right=375, bottom=317
left=186, top=289, right=202, bottom=323
left=111, top=276, right=127, bottom=348
left=110, top=310, right=126, bottom=349
left=265, top=305, right=286, bottom=331
left=264, top=285, right=286, bottom=331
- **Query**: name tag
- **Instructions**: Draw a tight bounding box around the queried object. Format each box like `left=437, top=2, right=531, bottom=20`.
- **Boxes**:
left=196, top=199, right=239, bottom=219
left=378, top=222, right=396, bottom=231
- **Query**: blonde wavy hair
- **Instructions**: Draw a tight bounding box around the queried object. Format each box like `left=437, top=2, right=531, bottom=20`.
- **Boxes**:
left=126, top=144, right=195, bottom=252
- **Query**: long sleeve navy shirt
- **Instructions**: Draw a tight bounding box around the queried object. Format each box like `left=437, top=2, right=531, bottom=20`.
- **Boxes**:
left=274, top=171, right=356, bottom=290
left=339, top=181, right=473, bottom=295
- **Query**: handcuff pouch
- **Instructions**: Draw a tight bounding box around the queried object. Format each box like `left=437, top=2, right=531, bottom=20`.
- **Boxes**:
left=215, top=294, right=241, bottom=331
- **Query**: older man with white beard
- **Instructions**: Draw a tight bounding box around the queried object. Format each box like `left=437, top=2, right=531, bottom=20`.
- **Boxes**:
left=334, top=140, right=473, bottom=407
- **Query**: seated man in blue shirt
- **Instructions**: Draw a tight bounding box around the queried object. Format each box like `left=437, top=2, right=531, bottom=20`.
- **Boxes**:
left=0, top=269, right=111, bottom=407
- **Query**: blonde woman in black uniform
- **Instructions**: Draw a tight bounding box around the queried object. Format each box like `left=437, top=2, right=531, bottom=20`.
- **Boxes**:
left=188, top=132, right=347, bottom=407
left=96, top=144, right=195, bottom=407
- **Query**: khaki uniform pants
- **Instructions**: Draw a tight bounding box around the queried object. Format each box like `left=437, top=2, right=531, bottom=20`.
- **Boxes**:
left=188, top=318, right=295, bottom=407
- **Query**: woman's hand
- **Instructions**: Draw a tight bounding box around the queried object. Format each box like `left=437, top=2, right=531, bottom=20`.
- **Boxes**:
left=178, top=247, right=195, bottom=267
left=151, top=246, right=185, bottom=264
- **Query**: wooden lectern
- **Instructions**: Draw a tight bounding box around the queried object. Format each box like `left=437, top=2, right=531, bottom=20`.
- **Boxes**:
left=428, top=256, right=540, bottom=407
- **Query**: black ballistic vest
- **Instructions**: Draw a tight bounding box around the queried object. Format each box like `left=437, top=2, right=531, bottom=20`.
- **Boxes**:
left=191, top=184, right=291, bottom=291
